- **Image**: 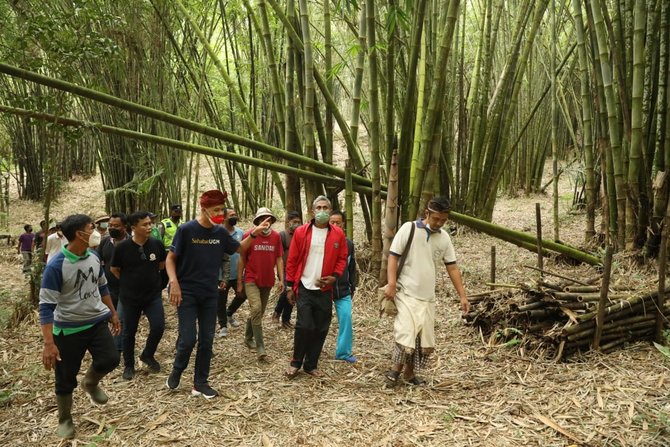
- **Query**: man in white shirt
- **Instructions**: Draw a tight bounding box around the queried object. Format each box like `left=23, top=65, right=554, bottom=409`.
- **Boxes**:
left=383, top=196, right=470, bottom=387
left=45, top=224, right=68, bottom=263
left=284, top=196, right=348, bottom=379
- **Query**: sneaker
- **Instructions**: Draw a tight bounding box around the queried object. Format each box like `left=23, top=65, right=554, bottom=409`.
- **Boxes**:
left=228, top=315, right=240, bottom=328
left=340, top=355, right=358, bottom=363
left=218, top=326, right=228, bottom=337
left=122, top=366, right=135, bottom=380
left=166, top=370, right=181, bottom=390
left=139, top=355, right=161, bottom=373
left=191, top=383, right=219, bottom=399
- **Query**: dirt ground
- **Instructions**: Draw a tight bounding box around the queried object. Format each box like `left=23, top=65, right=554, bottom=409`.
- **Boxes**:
left=0, top=169, right=669, bottom=447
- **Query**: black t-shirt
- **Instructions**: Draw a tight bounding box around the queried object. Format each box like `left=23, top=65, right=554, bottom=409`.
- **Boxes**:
left=96, top=235, right=129, bottom=295
left=172, top=219, right=240, bottom=296
left=111, top=237, right=166, bottom=303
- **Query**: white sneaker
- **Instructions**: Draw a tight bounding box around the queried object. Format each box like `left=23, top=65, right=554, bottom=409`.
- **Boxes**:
left=218, top=327, right=228, bottom=337
left=228, top=316, right=240, bottom=328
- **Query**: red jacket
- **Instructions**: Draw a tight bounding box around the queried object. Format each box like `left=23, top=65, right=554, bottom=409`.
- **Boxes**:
left=285, top=221, right=348, bottom=294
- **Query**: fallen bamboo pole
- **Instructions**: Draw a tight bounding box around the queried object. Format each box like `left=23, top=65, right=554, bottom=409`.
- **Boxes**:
left=449, top=212, right=602, bottom=265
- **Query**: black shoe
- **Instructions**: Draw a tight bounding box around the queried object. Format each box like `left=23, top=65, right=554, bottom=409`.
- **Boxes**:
left=139, top=355, right=161, bottom=373
left=122, top=366, right=135, bottom=380
left=166, top=370, right=181, bottom=390
left=191, top=383, right=219, bottom=399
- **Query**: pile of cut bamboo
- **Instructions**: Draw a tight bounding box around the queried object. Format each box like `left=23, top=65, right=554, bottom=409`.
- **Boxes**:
left=466, top=278, right=670, bottom=359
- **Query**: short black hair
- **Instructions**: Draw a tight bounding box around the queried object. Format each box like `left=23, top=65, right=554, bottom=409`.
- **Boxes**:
left=24, top=224, right=32, bottom=232
left=427, top=196, right=451, bottom=213
left=330, top=210, right=345, bottom=219
left=287, top=211, right=301, bottom=221
left=61, top=214, right=93, bottom=242
left=110, top=212, right=128, bottom=225
left=128, top=211, right=152, bottom=227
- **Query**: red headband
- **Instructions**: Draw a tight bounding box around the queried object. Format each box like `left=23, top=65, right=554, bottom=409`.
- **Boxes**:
left=200, top=189, right=228, bottom=208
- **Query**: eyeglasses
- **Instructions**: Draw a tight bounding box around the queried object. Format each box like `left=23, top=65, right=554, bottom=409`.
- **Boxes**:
left=138, top=246, right=147, bottom=261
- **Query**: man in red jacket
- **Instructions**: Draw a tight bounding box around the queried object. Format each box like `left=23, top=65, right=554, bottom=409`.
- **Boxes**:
left=285, top=196, right=348, bottom=379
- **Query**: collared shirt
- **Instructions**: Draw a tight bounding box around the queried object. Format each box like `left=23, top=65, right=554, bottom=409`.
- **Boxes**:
left=389, top=220, right=457, bottom=302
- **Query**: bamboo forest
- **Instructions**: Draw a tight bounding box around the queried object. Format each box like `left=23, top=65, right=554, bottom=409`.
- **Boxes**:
left=0, top=0, right=669, bottom=446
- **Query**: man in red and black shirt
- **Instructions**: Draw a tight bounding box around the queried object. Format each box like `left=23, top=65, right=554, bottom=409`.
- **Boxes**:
left=285, top=196, right=348, bottom=379
left=238, top=207, right=283, bottom=361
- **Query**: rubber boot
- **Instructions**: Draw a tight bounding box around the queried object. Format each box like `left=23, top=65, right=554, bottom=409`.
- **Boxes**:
left=244, top=319, right=256, bottom=350
left=56, top=394, right=75, bottom=439
left=252, top=325, right=267, bottom=360
left=82, top=366, right=109, bottom=404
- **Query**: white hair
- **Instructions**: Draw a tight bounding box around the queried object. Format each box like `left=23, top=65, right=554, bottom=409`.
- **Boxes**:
left=312, top=195, right=331, bottom=209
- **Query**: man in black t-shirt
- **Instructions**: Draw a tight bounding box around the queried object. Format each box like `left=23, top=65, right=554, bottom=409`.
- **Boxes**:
left=110, top=211, right=167, bottom=380
left=165, top=189, right=270, bottom=399
left=96, top=212, right=129, bottom=352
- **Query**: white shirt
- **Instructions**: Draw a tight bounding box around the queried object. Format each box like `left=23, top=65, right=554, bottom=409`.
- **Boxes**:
left=45, top=233, right=68, bottom=263
left=300, top=226, right=328, bottom=290
left=389, top=221, right=457, bottom=302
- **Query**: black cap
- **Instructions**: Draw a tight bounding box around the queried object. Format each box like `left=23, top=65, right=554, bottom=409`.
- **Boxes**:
left=170, top=204, right=182, bottom=212
left=148, top=212, right=157, bottom=218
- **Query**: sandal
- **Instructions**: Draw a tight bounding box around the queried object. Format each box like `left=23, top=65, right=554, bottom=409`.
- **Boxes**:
left=304, top=369, right=326, bottom=378
left=285, top=366, right=300, bottom=379
left=384, top=370, right=400, bottom=387
left=404, top=376, right=426, bottom=386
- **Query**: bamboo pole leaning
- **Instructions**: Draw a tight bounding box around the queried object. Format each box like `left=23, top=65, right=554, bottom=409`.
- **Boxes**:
left=0, top=63, right=378, bottom=192
left=0, top=105, right=378, bottom=196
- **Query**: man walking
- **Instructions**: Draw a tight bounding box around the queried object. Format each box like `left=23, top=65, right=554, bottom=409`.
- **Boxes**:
left=160, top=204, right=183, bottom=252
left=383, top=196, right=470, bottom=386
left=46, top=223, right=68, bottom=263
left=329, top=211, right=358, bottom=363
left=96, top=213, right=130, bottom=352
left=272, top=211, right=302, bottom=328
left=17, top=224, right=35, bottom=273
left=165, top=190, right=269, bottom=398
left=216, top=208, right=244, bottom=336
left=39, top=214, right=120, bottom=439
left=239, top=207, right=284, bottom=361
left=110, top=211, right=166, bottom=380
left=285, top=196, right=348, bottom=379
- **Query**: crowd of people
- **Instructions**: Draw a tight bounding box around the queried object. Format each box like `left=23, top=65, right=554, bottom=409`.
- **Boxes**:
left=34, top=190, right=469, bottom=439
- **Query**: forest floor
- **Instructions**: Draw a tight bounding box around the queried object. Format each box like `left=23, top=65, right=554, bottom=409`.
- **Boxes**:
left=0, top=167, right=669, bottom=447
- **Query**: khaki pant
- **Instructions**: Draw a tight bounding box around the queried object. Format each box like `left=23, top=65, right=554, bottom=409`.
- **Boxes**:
left=393, top=290, right=436, bottom=351
left=245, top=283, right=272, bottom=325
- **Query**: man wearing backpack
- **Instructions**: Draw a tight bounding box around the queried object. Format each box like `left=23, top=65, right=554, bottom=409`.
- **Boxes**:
left=383, top=197, right=470, bottom=387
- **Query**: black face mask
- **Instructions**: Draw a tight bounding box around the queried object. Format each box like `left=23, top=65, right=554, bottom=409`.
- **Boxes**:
left=109, top=228, right=123, bottom=239
left=227, top=217, right=238, bottom=226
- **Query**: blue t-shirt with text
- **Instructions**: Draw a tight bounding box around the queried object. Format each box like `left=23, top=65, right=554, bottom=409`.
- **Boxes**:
left=171, top=219, right=240, bottom=296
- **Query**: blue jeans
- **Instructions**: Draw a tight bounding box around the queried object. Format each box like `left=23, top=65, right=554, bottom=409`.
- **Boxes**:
left=122, top=293, right=165, bottom=367
left=173, top=293, right=217, bottom=386
left=110, top=289, right=124, bottom=352
left=334, top=295, right=353, bottom=359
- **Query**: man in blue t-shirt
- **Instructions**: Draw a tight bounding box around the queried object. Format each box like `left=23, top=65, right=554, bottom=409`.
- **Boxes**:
left=165, top=190, right=270, bottom=399
left=216, top=208, right=244, bottom=337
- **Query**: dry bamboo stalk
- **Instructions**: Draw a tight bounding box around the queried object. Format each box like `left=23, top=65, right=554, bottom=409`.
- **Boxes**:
left=577, top=293, right=628, bottom=302
left=577, top=286, right=670, bottom=322
left=593, top=245, right=613, bottom=349
left=523, top=265, right=591, bottom=285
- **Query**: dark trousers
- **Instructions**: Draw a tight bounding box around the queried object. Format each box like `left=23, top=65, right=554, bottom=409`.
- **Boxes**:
left=122, top=293, right=165, bottom=367
left=290, top=284, right=332, bottom=371
left=273, top=282, right=294, bottom=323
left=53, top=320, right=120, bottom=395
left=110, top=289, right=124, bottom=352
left=217, top=279, right=237, bottom=327
left=226, top=287, right=247, bottom=317
left=173, top=293, right=217, bottom=386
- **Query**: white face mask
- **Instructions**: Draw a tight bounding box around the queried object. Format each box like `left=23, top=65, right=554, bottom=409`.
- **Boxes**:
left=87, top=230, right=102, bottom=247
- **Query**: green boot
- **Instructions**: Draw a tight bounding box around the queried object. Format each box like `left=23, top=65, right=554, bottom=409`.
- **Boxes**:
left=252, top=324, right=267, bottom=360
left=56, top=394, right=75, bottom=439
left=244, top=319, right=256, bottom=350
left=82, top=367, right=109, bottom=405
